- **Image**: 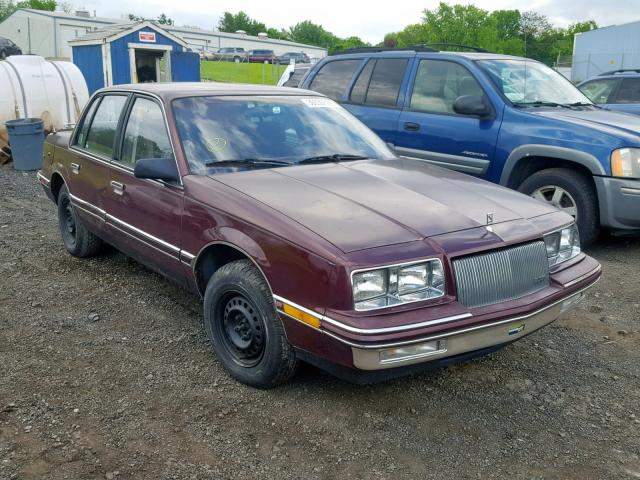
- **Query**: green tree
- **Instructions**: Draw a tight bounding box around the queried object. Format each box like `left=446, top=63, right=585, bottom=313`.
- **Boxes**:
left=217, top=11, right=266, bottom=36
left=331, top=36, right=369, bottom=54
left=127, top=12, right=174, bottom=25
left=289, top=20, right=336, bottom=48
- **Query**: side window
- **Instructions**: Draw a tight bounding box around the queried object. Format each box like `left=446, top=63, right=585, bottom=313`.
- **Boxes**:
left=83, top=95, right=128, bottom=157
left=120, top=97, right=173, bottom=168
left=74, top=97, right=101, bottom=148
left=350, top=58, right=407, bottom=107
left=410, top=60, right=484, bottom=114
left=616, top=78, right=640, bottom=104
left=309, top=60, right=361, bottom=101
left=580, top=79, right=618, bottom=104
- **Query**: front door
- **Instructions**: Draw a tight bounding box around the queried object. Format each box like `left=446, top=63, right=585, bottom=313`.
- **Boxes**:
left=395, top=59, right=502, bottom=178
left=102, top=95, right=185, bottom=282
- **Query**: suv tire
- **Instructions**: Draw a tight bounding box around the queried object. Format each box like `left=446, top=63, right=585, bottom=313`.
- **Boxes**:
left=204, top=259, right=298, bottom=388
left=518, top=168, right=599, bottom=246
left=57, top=185, right=103, bottom=257
left=0, top=50, right=6, bottom=60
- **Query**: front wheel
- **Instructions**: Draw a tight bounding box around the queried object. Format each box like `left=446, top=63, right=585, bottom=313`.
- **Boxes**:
left=203, top=260, right=298, bottom=388
left=518, top=168, right=600, bottom=246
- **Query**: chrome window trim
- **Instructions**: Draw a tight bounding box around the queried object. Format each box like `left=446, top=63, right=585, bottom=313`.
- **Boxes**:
left=350, top=257, right=446, bottom=312
left=273, top=293, right=471, bottom=335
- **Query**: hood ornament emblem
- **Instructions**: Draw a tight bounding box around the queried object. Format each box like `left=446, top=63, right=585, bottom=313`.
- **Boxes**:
left=486, top=213, right=494, bottom=225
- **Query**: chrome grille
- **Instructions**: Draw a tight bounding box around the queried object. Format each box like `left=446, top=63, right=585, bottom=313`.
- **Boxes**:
left=453, top=241, right=549, bottom=309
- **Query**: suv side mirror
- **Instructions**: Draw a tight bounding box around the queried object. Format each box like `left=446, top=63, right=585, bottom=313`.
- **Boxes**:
left=453, top=95, right=493, bottom=119
left=134, top=158, right=180, bottom=182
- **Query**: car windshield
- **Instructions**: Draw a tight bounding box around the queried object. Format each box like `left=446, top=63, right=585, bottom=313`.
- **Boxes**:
left=477, top=59, right=592, bottom=106
left=172, top=95, right=394, bottom=174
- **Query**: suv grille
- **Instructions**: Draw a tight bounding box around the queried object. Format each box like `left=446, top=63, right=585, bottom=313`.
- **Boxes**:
left=453, top=241, right=549, bottom=309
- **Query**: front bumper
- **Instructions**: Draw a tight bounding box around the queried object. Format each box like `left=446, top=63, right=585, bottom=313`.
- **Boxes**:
left=595, top=176, right=640, bottom=232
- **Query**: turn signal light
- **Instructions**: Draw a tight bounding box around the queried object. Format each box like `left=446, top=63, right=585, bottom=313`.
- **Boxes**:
left=282, top=303, right=321, bottom=328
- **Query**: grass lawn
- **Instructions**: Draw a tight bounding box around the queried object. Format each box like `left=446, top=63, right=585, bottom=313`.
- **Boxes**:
left=200, top=61, right=288, bottom=85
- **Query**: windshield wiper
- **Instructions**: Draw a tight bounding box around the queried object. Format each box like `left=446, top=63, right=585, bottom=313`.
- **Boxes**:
left=514, top=101, right=573, bottom=109
left=565, top=102, right=595, bottom=107
left=298, top=154, right=368, bottom=165
left=204, top=158, right=291, bottom=168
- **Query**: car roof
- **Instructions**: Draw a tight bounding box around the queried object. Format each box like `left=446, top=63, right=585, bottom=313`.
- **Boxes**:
left=328, top=50, right=529, bottom=62
left=96, top=82, right=322, bottom=99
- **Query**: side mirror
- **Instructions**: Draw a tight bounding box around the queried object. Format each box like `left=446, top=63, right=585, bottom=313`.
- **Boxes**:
left=134, top=158, right=180, bottom=182
left=453, top=95, right=493, bottom=119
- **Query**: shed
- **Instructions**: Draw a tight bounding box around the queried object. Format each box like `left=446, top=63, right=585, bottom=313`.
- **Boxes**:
left=69, top=21, right=200, bottom=93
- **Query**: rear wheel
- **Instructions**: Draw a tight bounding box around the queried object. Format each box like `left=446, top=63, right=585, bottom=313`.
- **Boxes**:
left=57, top=185, right=103, bottom=257
left=203, top=260, right=298, bottom=388
left=233, top=56, right=241, bottom=63
left=518, top=168, right=600, bottom=246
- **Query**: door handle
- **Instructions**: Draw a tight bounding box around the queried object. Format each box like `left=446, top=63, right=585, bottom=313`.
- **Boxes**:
left=70, top=163, right=80, bottom=174
left=111, top=181, right=125, bottom=195
left=403, top=122, right=420, bottom=132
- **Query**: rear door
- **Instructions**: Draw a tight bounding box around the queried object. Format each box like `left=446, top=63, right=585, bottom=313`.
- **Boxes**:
left=609, top=77, right=640, bottom=115
left=66, top=94, right=129, bottom=233
left=102, top=95, right=185, bottom=280
left=343, top=58, right=410, bottom=146
left=395, top=58, right=501, bottom=178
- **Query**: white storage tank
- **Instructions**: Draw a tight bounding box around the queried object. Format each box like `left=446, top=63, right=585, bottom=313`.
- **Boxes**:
left=0, top=55, right=89, bottom=149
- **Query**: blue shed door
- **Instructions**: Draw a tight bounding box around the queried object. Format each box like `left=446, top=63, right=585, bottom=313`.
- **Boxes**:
left=171, top=51, right=200, bottom=82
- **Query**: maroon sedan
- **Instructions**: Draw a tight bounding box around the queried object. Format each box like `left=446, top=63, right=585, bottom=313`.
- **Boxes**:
left=38, top=83, right=601, bottom=388
left=248, top=49, right=276, bottom=63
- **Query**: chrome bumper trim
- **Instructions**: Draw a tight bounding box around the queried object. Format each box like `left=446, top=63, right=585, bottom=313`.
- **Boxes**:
left=37, top=171, right=50, bottom=186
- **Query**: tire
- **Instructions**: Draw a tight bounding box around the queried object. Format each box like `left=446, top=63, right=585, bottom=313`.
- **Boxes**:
left=203, top=260, right=298, bottom=388
left=518, top=168, right=600, bottom=246
left=57, top=185, right=103, bottom=257
left=233, top=56, right=240, bottom=63
left=0, top=50, right=6, bottom=60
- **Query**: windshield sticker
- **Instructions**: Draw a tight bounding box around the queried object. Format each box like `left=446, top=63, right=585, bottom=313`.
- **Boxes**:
left=300, top=98, right=339, bottom=108
left=205, top=137, right=228, bottom=152
left=272, top=106, right=281, bottom=114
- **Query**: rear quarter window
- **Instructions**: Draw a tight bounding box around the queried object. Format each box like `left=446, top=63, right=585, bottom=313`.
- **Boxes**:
left=308, top=59, right=361, bottom=101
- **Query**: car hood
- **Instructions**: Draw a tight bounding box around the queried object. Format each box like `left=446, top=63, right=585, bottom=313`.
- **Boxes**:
left=212, top=159, right=559, bottom=253
left=529, top=107, right=640, bottom=141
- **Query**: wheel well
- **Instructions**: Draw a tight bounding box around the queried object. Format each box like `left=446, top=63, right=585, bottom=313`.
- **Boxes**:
left=50, top=173, right=65, bottom=203
left=194, top=243, right=251, bottom=295
left=506, top=156, right=595, bottom=190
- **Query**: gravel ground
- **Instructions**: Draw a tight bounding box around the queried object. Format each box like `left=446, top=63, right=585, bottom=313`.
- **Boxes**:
left=1, top=164, right=639, bottom=480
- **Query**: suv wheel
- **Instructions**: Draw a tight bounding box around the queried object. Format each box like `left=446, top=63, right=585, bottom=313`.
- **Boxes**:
left=57, top=185, right=103, bottom=257
left=518, top=168, right=600, bottom=246
left=233, top=56, right=240, bottom=63
left=203, top=259, right=298, bottom=388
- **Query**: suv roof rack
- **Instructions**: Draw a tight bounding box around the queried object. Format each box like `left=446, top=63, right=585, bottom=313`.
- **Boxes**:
left=599, top=69, right=640, bottom=76
left=330, top=46, right=439, bottom=56
left=424, top=43, right=490, bottom=53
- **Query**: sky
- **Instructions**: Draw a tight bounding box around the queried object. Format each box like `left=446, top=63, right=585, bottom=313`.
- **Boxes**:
left=74, top=0, right=640, bottom=44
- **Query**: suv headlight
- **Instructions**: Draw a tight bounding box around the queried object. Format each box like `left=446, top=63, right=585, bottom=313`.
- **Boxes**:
left=543, top=224, right=581, bottom=267
left=352, top=259, right=445, bottom=311
left=611, top=148, right=640, bottom=178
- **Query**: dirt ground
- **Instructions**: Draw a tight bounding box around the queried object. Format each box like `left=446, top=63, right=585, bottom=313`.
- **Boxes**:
left=1, top=164, right=639, bottom=480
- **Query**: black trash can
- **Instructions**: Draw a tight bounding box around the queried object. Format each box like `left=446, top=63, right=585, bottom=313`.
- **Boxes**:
left=5, top=118, right=45, bottom=171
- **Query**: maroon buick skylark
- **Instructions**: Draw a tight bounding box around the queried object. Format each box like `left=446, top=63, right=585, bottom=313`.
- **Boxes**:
left=38, top=83, right=601, bottom=387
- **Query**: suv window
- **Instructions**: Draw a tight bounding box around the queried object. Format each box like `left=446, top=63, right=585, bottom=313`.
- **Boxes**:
left=410, top=60, right=484, bottom=114
left=616, top=78, right=640, bottom=103
left=580, top=79, right=618, bottom=104
left=83, top=95, right=128, bottom=158
left=121, top=97, right=173, bottom=167
left=350, top=59, right=407, bottom=107
left=309, top=60, right=360, bottom=101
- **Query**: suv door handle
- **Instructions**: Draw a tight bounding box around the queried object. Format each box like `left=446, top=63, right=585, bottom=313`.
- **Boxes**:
left=111, top=181, right=125, bottom=195
left=403, top=122, right=420, bottom=132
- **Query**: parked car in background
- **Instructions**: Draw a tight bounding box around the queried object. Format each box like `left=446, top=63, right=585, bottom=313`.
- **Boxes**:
left=578, top=70, right=640, bottom=115
left=248, top=49, right=276, bottom=63
left=0, top=37, right=22, bottom=59
left=277, top=52, right=310, bottom=64
left=38, top=83, right=600, bottom=387
left=301, top=48, right=640, bottom=245
left=204, top=47, right=248, bottom=62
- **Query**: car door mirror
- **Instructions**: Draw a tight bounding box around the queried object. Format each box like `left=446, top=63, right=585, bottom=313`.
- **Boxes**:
left=134, top=158, right=180, bottom=182
left=453, top=95, right=493, bottom=119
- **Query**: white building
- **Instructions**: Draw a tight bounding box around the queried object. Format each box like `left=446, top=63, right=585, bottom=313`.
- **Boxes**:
left=0, top=8, right=327, bottom=61
left=572, top=20, right=640, bottom=82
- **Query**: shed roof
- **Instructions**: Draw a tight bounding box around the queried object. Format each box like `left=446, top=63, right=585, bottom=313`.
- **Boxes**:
left=68, top=21, right=189, bottom=48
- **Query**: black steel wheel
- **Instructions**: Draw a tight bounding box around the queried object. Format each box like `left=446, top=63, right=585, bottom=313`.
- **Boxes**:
left=56, top=185, right=103, bottom=257
left=204, top=259, right=298, bottom=388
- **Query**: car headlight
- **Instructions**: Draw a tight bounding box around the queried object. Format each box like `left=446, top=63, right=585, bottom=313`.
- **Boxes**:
left=543, top=224, right=581, bottom=267
left=611, top=148, right=640, bottom=178
left=352, top=260, right=445, bottom=311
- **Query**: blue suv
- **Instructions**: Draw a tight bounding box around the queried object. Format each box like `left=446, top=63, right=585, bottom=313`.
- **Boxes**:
left=300, top=48, right=640, bottom=245
left=578, top=70, right=640, bottom=115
